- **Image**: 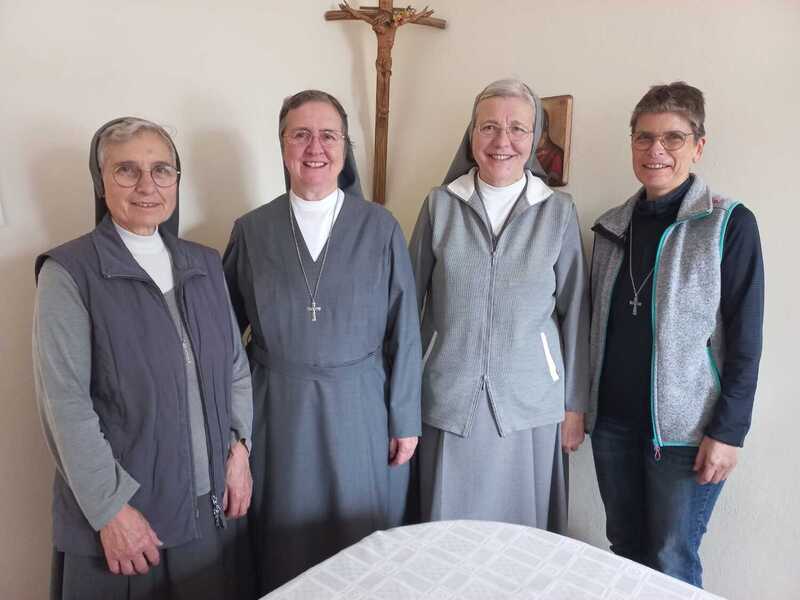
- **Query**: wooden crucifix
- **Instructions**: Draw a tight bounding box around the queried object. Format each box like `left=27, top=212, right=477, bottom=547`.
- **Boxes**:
left=325, top=2, right=446, bottom=205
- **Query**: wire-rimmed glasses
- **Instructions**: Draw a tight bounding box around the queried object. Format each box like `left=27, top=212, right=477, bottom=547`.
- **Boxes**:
left=112, top=162, right=180, bottom=188
left=284, top=128, right=347, bottom=148
left=475, top=123, right=532, bottom=143
left=631, top=130, right=697, bottom=151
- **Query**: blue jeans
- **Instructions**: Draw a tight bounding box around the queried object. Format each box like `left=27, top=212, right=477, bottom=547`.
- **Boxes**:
left=591, top=416, right=724, bottom=588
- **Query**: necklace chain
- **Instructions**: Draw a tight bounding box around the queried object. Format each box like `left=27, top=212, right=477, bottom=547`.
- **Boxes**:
left=628, top=217, right=655, bottom=316
left=288, top=190, right=341, bottom=321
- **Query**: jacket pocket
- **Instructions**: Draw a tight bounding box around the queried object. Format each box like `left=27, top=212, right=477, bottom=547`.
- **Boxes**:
left=422, top=330, right=438, bottom=366
left=540, top=332, right=560, bottom=383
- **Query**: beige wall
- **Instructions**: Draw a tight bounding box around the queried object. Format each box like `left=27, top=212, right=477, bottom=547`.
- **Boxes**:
left=1, top=1, right=797, bottom=598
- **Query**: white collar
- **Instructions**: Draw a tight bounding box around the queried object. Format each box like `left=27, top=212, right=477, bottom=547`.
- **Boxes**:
left=446, top=167, right=552, bottom=206
left=112, top=220, right=165, bottom=255
left=476, top=173, right=526, bottom=199
left=289, top=188, right=341, bottom=212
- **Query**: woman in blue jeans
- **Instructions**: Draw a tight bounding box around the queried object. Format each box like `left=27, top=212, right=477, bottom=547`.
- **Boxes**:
left=586, top=82, right=764, bottom=588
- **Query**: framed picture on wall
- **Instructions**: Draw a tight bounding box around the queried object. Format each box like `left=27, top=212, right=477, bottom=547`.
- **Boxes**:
left=537, top=95, right=573, bottom=187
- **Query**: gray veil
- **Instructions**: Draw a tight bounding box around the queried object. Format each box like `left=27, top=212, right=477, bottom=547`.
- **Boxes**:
left=441, top=82, right=548, bottom=185
left=282, top=142, right=364, bottom=200
left=90, top=117, right=181, bottom=236
left=278, top=90, right=365, bottom=200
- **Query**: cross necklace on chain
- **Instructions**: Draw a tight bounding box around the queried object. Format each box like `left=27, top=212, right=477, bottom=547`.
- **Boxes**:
left=288, top=191, right=342, bottom=322
left=628, top=217, right=655, bottom=316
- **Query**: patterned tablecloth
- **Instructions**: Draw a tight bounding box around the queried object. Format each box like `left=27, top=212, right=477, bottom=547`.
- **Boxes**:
left=264, top=520, right=725, bottom=599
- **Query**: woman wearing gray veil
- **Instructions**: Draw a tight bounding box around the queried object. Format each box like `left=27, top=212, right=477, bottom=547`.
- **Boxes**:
left=410, top=79, right=590, bottom=530
left=223, top=90, right=422, bottom=594
left=33, top=117, right=254, bottom=599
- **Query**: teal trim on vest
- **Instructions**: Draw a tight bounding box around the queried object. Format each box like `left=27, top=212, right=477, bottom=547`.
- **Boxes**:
left=707, top=346, right=722, bottom=394
left=649, top=212, right=711, bottom=449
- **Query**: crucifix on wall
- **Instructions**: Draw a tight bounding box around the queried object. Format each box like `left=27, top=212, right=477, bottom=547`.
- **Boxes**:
left=325, top=2, right=446, bottom=205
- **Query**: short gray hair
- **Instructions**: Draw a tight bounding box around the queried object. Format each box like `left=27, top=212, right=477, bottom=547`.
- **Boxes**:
left=97, top=117, right=177, bottom=167
left=470, top=78, right=537, bottom=132
left=278, top=89, right=350, bottom=149
left=630, top=81, right=706, bottom=137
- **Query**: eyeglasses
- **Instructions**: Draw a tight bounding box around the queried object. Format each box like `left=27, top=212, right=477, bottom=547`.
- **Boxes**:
left=631, top=130, right=696, bottom=151
left=112, top=162, right=180, bottom=188
left=476, top=123, right=532, bottom=143
left=284, top=128, right=346, bottom=147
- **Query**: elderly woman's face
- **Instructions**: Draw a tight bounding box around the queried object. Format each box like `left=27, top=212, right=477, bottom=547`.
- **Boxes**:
left=282, top=101, right=346, bottom=200
left=101, top=132, right=177, bottom=235
left=631, top=112, right=705, bottom=199
left=471, top=96, right=534, bottom=187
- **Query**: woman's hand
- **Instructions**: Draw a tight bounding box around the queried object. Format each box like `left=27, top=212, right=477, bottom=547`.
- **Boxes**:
left=561, top=411, right=585, bottom=453
left=693, top=435, right=738, bottom=484
left=223, top=441, right=252, bottom=518
left=99, top=504, right=162, bottom=575
left=389, top=436, right=418, bottom=466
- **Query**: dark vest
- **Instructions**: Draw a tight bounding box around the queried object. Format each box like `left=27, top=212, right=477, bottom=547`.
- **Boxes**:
left=35, top=215, right=233, bottom=556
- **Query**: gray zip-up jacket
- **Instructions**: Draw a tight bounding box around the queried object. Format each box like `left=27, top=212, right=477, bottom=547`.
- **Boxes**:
left=410, top=168, right=590, bottom=437
left=588, top=176, right=740, bottom=447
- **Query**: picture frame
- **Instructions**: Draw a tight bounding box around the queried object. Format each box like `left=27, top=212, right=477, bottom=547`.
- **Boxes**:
left=537, top=95, right=573, bottom=187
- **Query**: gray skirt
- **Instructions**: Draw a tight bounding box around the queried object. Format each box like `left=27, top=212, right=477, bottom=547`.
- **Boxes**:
left=50, top=493, right=254, bottom=600
left=249, top=357, right=411, bottom=594
left=419, top=393, right=567, bottom=533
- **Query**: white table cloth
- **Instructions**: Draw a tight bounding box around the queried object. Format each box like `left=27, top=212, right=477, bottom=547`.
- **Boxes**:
left=263, top=520, right=725, bottom=599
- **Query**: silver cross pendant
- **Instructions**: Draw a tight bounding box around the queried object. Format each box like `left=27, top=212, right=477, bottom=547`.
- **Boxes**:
left=307, top=301, right=322, bottom=322
left=629, top=295, right=642, bottom=316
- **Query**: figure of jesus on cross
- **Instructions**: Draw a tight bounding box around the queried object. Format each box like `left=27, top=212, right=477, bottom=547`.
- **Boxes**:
left=325, top=2, right=446, bottom=205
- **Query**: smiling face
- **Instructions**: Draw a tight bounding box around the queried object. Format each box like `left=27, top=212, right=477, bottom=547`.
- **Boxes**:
left=282, top=101, right=346, bottom=200
left=470, top=96, right=534, bottom=187
left=101, top=131, right=177, bottom=235
left=632, top=112, right=705, bottom=199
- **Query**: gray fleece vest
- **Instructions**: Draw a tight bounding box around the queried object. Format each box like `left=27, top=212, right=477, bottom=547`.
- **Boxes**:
left=35, top=215, right=234, bottom=556
left=421, top=172, right=579, bottom=436
left=588, top=176, right=739, bottom=447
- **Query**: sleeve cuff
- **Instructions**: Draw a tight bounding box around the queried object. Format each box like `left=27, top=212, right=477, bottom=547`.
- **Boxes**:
left=705, top=428, right=746, bottom=448
left=86, top=472, right=140, bottom=531
left=565, top=397, right=589, bottom=413
left=230, top=430, right=251, bottom=455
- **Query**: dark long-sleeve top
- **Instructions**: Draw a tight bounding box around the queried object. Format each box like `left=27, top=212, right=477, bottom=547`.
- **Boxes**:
left=598, top=175, right=764, bottom=446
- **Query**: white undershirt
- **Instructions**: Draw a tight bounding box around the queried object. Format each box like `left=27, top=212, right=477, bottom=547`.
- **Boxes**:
left=476, top=175, right=527, bottom=236
left=113, top=221, right=174, bottom=293
left=289, top=188, right=343, bottom=261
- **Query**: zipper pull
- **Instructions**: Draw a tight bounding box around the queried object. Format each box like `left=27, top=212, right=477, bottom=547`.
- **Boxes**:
left=480, top=375, right=486, bottom=391
left=653, top=443, right=662, bottom=462
left=211, top=494, right=227, bottom=529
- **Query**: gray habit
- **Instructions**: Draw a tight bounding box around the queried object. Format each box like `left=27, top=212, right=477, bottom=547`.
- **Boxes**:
left=223, top=193, right=422, bottom=593
left=420, top=394, right=566, bottom=531
left=414, top=81, right=576, bottom=533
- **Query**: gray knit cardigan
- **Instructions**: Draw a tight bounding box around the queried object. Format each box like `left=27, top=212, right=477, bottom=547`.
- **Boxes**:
left=410, top=168, right=590, bottom=437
